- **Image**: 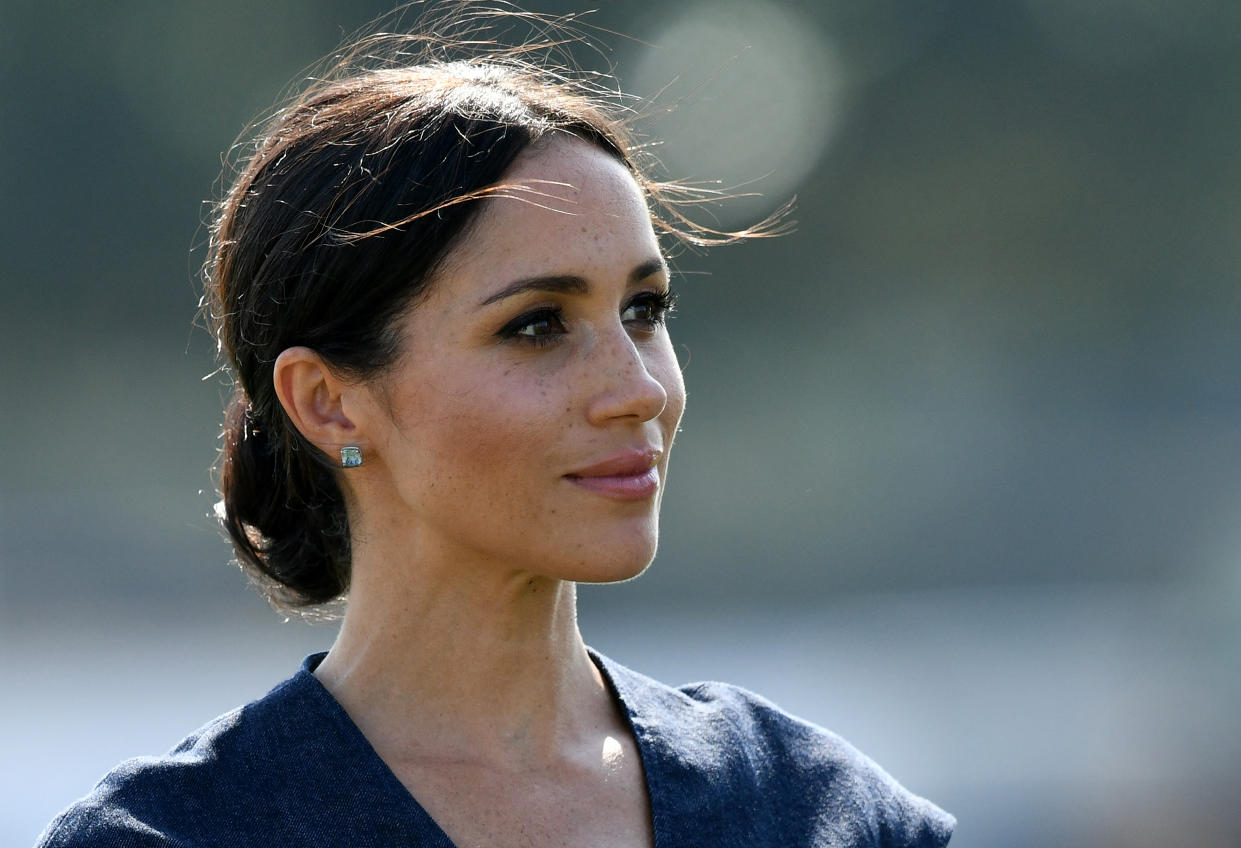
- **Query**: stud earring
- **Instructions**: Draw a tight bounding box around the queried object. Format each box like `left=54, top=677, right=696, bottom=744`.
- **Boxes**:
left=340, top=446, right=363, bottom=468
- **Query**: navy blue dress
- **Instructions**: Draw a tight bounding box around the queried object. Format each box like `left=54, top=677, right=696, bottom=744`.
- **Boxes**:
left=36, top=650, right=954, bottom=847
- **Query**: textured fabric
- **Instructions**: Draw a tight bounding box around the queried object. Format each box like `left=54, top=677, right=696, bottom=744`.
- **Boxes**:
left=36, top=650, right=954, bottom=847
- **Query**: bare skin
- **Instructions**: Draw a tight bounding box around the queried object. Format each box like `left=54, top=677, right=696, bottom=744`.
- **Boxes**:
left=274, top=136, right=682, bottom=847
left=319, top=575, right=652, bottom=848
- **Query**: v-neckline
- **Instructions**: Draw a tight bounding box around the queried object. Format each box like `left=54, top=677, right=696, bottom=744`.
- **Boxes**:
left=295, top=648, right=667, bottom=848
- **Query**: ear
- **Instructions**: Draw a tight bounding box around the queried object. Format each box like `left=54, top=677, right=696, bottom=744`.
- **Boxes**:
left=273, top=347, right=368, bottom=458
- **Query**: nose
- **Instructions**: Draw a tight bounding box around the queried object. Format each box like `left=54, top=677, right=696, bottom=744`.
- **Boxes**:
left=585, top=327, right=669, bottom=426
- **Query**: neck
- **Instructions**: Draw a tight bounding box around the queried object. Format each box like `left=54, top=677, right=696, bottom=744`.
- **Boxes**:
left=313, top=544, right=612, bottom=770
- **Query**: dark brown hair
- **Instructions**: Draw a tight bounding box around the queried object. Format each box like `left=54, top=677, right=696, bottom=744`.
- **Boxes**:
left=202, top=4, right=786, bottom=610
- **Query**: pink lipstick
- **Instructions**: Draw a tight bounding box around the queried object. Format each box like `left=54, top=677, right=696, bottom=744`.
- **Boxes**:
left=565, top=450, right=661, bottom=501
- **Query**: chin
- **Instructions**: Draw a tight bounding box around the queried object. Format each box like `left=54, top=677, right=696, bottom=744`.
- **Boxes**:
left=561, top=529, right=660, bottom=585
left=575, top=554, right=655, bottom=585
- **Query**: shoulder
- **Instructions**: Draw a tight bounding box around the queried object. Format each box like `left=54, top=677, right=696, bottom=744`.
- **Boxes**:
left=683, top=679, right=954, bottom=848
left=35, top=663, right=334, bottom=848
left=593, top=651, right=955, bottom=848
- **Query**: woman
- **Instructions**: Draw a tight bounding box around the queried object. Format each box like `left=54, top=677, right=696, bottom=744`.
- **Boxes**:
left=37, top=12, right=954, bottom=848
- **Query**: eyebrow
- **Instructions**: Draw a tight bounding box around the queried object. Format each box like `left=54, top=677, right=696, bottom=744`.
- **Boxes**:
left=478, top=257, right=668, bottom=307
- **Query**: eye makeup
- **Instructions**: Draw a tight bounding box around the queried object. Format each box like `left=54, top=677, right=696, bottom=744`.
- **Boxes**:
left=495, top=287, right=677, bottom=348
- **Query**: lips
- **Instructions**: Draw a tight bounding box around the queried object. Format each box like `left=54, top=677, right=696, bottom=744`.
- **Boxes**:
left=565, top=449, right=662, bottom=500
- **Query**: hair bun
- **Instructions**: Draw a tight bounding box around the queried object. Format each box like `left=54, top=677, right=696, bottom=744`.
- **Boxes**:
left=218, top=393, right=350, bottom=608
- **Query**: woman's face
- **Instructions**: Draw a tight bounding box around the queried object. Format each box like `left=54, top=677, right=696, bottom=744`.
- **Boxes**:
left=356, top=135, right=685, bottom=584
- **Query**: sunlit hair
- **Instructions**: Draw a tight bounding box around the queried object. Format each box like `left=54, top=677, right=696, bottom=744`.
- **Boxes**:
left=201, top=1, right=789, bottom=612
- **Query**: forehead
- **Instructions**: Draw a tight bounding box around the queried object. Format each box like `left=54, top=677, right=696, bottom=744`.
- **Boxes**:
left=438, top=135, right=659, bottom=285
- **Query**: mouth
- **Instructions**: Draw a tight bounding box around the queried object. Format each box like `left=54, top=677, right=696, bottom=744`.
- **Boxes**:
left=564, top=448, right=662, bottom=501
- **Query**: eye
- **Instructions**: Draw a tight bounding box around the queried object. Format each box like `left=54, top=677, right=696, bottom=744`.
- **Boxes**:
left=498, top=307, right=568, bottom=347
left=622, top=290, right=677, bottom=329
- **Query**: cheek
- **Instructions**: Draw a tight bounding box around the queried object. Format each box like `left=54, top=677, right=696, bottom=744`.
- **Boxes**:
left=397, top=367, right=562, bottom=492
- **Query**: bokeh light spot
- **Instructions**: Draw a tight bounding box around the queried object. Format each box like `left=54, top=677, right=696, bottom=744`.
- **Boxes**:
left=627, top=0, right=843, bottom=227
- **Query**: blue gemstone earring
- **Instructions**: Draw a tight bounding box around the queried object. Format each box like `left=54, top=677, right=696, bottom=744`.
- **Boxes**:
left=340, top=446, right=363, bottom=468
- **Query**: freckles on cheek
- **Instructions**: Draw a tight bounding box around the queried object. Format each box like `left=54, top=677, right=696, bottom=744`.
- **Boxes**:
left=447, top=374, right=560, bottom=476
left=392, top=351, right=566, bottom=500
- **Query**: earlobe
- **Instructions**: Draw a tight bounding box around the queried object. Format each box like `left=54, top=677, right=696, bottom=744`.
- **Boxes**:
left=273, top=347, right=366, bottom=456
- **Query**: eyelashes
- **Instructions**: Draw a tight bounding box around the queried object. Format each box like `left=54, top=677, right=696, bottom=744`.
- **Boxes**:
left=497, top=308, right=566, bottom=345
left=622, top=290, right=678, bottom=326
left=497, top=290, right=677, bottom=348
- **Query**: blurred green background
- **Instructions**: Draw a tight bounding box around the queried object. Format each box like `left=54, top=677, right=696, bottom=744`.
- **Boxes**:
left=3, top=1, right=1240, bottom=846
